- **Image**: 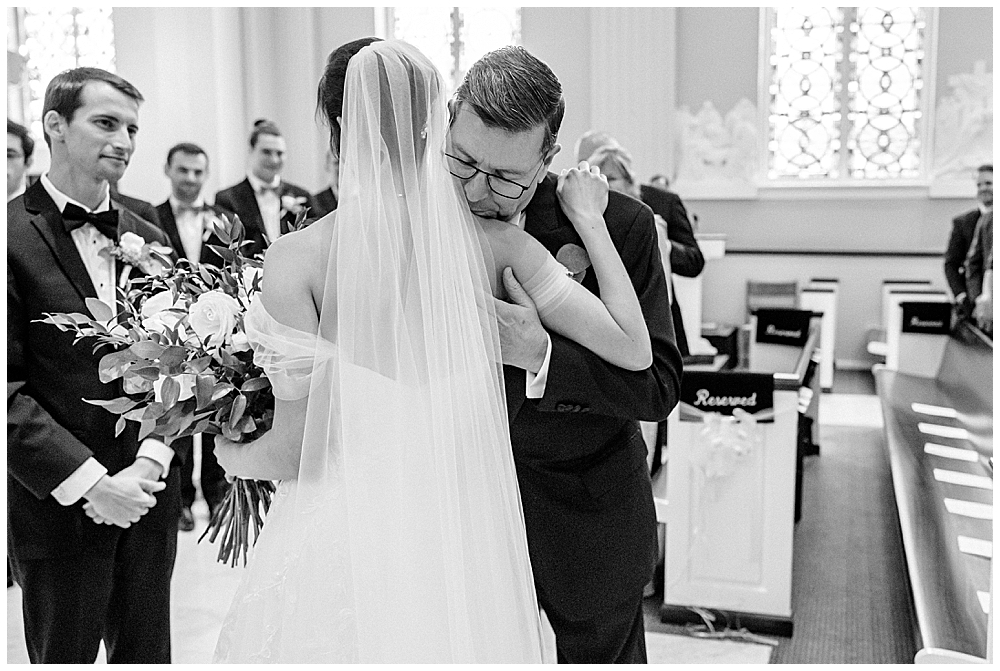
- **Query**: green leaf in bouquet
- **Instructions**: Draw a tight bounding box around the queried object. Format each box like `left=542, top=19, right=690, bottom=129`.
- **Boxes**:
left=155, top=400, right=191, bottom=439
left=160, top=375, right=180, bottom=408
left=115, top=416, right=126, bottom=437
left=123, top=406, right=147, bottom=421
left=142, top=401, right=168, bottom=420
left=85, top=396, right=139, bottom=414
left=38, top=312, right=92, bottom=331
left=138, top=418, right=157, bottom=441
left=230, top=215, right=245, bottom=245
left=211, top=382, right=236, bottom=402
left=208, top=246, right=237, bottom=265
left=236, top=415, right=256, bottom=435
left=229, top=393, right=248, bottom=428
left=122, top=374, right=154, bottom=395
left=194, top=374, right=215, bottom=410
left=99, top=349, right=140, bottom=384
left=214, top=220, right=233, bottom=246
left=130, top=341, right=165, bottom=360
left=158, top=345, right=189, bottom=368
left=186, top=356, right=213, bottom=374
left=240, top=377, right=271, bottom=393
left=132, top=366, right=162, bottom=381
left=85, top=297, right=114, bottom=323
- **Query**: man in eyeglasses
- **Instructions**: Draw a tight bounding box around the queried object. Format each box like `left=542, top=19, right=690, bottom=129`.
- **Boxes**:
left=446, top=47, right=681, bottom=664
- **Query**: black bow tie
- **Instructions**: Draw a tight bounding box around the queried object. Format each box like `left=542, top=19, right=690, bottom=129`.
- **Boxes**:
left=63, top=203, right=120, bottom=241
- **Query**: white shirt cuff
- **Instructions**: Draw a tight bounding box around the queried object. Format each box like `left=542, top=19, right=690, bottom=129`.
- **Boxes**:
left=525, top=334, right=553, bottom=399
left=51, top=458, right=108, bottom=506
left=138, top=438, right=174, bottom=479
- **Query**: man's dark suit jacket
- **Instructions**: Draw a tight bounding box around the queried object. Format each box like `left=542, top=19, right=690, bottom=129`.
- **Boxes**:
left=945, top=208, right=981, bottom=298
left=154, top=200, right=227, bottom=267
left=8, top=180, right=183, bottom=560
left=509, top=173, right=682, bottom=622
left=639, top=184, right=703, bottom=357
left=112, top=192, right=160, bottom=228
left=214, top=178, right=317, bottom=256
left=312, top=186, right=338, bottom=218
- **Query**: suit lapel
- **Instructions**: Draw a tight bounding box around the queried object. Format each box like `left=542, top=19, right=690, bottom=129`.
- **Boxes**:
left=156, top=203, right=185, bottom=259
left=237, top=178, right=268, bottom=242
left=23, top=182, right=98, bottom=302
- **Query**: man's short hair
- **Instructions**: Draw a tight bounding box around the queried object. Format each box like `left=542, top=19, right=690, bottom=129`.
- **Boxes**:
left=978, top=164, right=993, bottom=173
left=166, top=142, right=208, bottom=167
left=249, top=118, right=282, bottom=148
left=42, top=67, right=143, bottom=148
left=7, top=119, right=34, bottom=160
left=453, top=46, right=565, bottom=157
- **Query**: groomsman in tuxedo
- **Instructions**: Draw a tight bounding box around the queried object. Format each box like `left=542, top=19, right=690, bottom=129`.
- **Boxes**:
left=7, top=67, right=181, bottom=663
left=215, top=119, right=317, bottom=255
left=448, top=47, right=682, bottom=663
left=945, top=164, right=992, bottom=322
left=156, top=141, right=227, bottom=530
left=8, top=118, right=34, bottom=201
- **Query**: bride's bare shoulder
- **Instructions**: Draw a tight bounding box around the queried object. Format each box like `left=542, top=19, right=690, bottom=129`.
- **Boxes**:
left=264, top=214, right=335, bottom=272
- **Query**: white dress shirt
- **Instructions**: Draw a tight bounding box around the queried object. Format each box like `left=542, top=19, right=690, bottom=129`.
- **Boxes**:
left=247, top=172, right=281, bottom=243
left=170, top=195, right=208, bottom=262
left=39, top=175, right=174, bottom=505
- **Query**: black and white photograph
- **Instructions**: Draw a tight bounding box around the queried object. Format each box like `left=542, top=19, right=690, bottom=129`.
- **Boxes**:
left=6, top=5, right=993, bottom=664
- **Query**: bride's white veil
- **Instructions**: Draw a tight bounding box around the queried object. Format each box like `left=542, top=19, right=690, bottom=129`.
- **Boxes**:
left=271, top=40, right=542, bottom=662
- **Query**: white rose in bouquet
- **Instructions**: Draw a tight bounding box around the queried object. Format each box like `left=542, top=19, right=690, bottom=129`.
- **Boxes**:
left=231, top=331, right=251, bottom=352
left=141, top=290, right=186, bottom=335
left=189, top=290, right=241, bottom=347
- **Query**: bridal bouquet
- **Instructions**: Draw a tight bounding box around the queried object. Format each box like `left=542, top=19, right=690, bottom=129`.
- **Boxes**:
left=39, top=212, right=307, bottom=567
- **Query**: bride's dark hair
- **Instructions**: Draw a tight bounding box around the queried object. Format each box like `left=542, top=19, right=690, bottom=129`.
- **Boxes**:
left=316, top=37, right=383, bottom=156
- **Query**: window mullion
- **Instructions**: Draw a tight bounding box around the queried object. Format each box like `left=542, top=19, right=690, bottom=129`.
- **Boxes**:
left=837, top=7, right=856, bottom=180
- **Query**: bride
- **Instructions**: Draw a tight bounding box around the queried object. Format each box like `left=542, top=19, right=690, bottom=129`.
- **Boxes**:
left=213, top=38, right=649, bottom=663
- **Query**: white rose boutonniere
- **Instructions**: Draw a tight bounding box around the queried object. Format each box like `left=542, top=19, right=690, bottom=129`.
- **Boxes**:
left=189, top=290, right=242, bottom=349
left=101, top=231, right=173, bottom=282
left=280, top=194, right=308, bottom=217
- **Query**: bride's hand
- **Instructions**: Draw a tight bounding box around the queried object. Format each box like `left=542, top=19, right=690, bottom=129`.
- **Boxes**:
left=214, top=436, right=245, bottom=479
left=556, top=161, right=609, bottom=238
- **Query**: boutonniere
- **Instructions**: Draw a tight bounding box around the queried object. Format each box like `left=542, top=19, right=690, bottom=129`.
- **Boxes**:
left=556, top=243, right=591, bottom=283
left=280, top=194, right=308, bottom=216
left=100, top=231, right=173, bottom=285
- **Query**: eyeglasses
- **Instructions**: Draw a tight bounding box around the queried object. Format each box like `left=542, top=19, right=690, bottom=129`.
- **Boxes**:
left=445, top=152, right=543, bottom=200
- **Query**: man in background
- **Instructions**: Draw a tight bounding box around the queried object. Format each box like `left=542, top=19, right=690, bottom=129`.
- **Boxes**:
left=312, top=148, right=339, bottom=218
left=944, top=164, right=992, bottom=323
left=215, top=118, right=317, bottom=256
left=156, top=142, right=227, bottom=530
left=8, top=119, right=34, bottom=201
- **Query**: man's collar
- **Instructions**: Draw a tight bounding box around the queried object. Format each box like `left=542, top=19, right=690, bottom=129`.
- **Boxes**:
left=40, top=173, right=111, bottom=214
left=247, top=173, right=280, bottom=193
left=169, top=194, right=206, bottom=212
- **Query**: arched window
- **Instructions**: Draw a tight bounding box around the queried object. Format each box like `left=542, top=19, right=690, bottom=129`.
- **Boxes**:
left=7, top=6, right=116, bottom=141
left=385, top=7, right=520, bottom=93
left=764, top=7, right=933, bottom=181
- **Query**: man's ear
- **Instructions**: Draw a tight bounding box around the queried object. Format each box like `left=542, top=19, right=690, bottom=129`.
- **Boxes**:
left=541, top=142, right=562, bottom=174
left=163, top=162, right=170, bottom=177
left=42, top=111, right=65, bottom=144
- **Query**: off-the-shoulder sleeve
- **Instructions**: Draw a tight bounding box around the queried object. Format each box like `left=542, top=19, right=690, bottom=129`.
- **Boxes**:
left=244, top=298, right=333, bottom=400
left=521, top=252, right=575, bottom=319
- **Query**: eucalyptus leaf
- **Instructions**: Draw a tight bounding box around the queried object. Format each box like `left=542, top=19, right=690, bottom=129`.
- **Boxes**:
left=130, top=341, right=165, bottom=360
left=85, top=297, right=114, bottom=322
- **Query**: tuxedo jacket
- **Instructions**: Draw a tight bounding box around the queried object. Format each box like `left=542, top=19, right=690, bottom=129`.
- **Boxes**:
left=509, top=173, right=682, bottom=620
left=312, top=186, right=338, bottom=219
left=214, top=178, right=318, bottom=257
left=154, top=200, right=227, bottom=267
left=639, top=184, right=704, bottom=278
left=112, top=192, right=161, bottom=228
left=7, top=180, right=182, bottom=561
left=944, top=209, right=981, bottom=298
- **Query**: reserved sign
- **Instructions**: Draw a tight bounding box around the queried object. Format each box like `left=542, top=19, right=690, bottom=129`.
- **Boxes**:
left=680, top=371, right=774, bottom=422
left=901, top=301, right=951, bottom=334
left=754, top=309, right=812, bottom=347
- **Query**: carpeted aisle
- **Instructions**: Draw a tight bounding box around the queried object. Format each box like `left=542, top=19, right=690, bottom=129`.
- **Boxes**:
left=769, top=401, right=919, bottom=663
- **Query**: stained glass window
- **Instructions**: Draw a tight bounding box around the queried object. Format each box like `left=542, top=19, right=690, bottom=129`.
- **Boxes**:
left=766, top=7, right=928, bottom=180
left=388, top=7, right=521, bottom=93
left=11, top=7, right=116, bottom=143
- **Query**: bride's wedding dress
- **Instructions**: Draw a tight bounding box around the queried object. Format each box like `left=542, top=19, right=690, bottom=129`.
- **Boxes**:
left=214, top=299, right=544, bottom=663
